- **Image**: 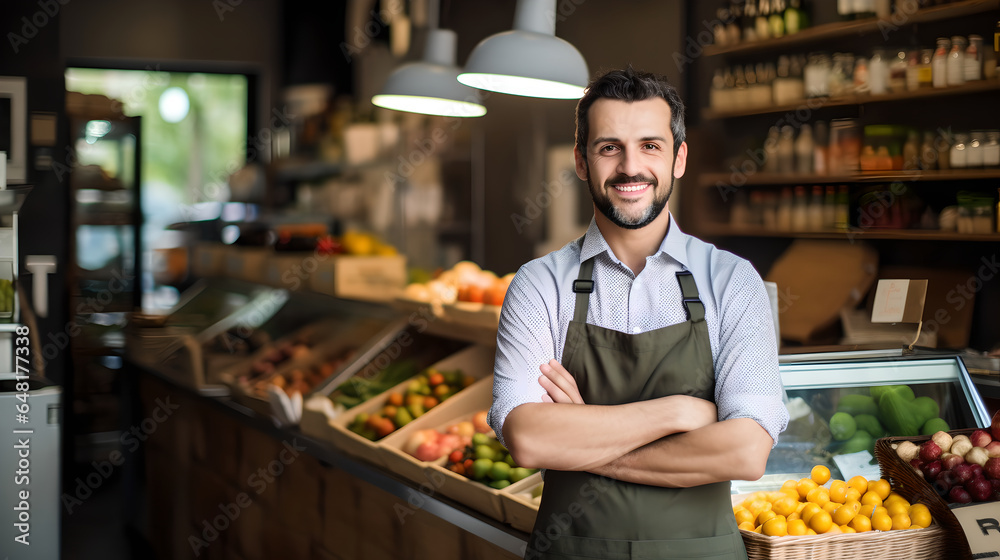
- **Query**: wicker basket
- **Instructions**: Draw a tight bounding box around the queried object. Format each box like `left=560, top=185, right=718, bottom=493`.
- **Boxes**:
left=739, top=523, right=949, bottom=560
left=874, top=429, right=978, bottom=560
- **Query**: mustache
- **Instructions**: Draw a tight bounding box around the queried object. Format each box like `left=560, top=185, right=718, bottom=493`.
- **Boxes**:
left=604, top=174, right=657, bottom=188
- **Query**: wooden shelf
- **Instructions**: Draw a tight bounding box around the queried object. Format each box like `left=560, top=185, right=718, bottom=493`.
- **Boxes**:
left=702, top=79, right=1000, bottom=119
left=701, top=225, right=1000, bottom=241
left=703, top=0, right=1000, bottom=57
left=698, top=169, right=1000, bottom=188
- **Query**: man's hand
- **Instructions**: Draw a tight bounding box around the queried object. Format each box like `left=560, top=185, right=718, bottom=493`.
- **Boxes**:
left=539, top=359, right=585, bottom=404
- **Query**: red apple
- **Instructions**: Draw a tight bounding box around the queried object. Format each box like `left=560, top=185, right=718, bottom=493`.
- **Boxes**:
left=938, top=470, right=961, bottom=493
left=950, top=486, right=973, bottom=504
left=972, top=429, right=993, bottom=448
left=919, top=441, right=942, bottom=462
left=986, top=458, right=1000, bottom=480
left=910, top=458, right=925, bottom=476
left=954, top=463, right=975, bottom=483
left=921, top=460, right=943, bottom=480
left=942, top=453, right=965, bottom=470
left=967, top=477, right=993, bottom=502
left=972, top=464, right=985, bottom=479
left=992, top=409, right=1000, bottom=441
left=991, top=478, right=1000, bottom=491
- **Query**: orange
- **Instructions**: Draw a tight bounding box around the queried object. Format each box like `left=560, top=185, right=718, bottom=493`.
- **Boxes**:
left=860, top=491, right=883, bottom=507
left=787, top=519, right=809, bottom=536
left=747, top=499, right=771, bottom=519
left=806, top=487, right=830, bottom=507
left=829, top=480, right=849, bottom=503
left=869, top=478, right=892, bottom=500
left=871, top=512, right=893, bottom=532
left=757, top=510, right=778, bottom=525
left=849, top=514, right=872, bottom=532
left=809, top=510, right=833, bottom=534
left=825, top=524, right=843, bottom=534
left=762, top=517, right=788, bottom=537
left=801, top=503, right=822, bottom=524
left=840, top=525, right=855, bottom=533
left=811, top=465, right=831, bottom=485
left=772, top=496, right=798, bottom=517
left=796, top=478, right=819, bottom=500
left=781, top=479, right=798, bottom=491
left=844, top=488, right=862, bottom=503
left=848, top=475, right=869, bottom=495
left=806, top=528, right=817, bottom=535
left=787, top=512, right=800, bottom=521
left=891, top=513, right=911, bottom=530
left=780, top=487, right=800, bottom=501
left=908, top=504, right=932, bottom=528
left=886, top=501, right=910, bottom=518
left=832, top=504, right=858, bottom=525
left=738, top=521, right=755, bottom=532
left=822, top=501, right=839, bottom=515
left=734, top=508, right=755, bottom=526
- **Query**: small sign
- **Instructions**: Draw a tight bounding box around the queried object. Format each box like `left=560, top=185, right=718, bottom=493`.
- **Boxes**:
left=832, top=451, right=881, bottom=482
left=949, top=502, right=1000, bottom=558
left=871, top=279, right=928, bottom=324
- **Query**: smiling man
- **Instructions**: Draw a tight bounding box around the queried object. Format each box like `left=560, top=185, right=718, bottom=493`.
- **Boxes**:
left=489, top=67, right=789, bottom=559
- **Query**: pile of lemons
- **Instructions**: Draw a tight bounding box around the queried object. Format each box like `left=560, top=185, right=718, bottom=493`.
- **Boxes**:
left=733, top=465, right=934, bottom=537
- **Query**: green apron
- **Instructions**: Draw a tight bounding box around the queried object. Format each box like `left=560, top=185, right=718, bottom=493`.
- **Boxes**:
left=525, top=256, right=747, bottom=560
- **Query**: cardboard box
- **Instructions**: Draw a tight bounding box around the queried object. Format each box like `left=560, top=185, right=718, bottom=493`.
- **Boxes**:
left=309, top=254, right=407, bottom=302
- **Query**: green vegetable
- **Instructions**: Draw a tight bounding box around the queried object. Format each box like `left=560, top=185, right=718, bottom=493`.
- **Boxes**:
left=472, top=458, right=493, bottom=480
left=853, top=414, right=886, bottom=439
left=830, top=412, right=857, bottom=441
left=921, top=417, right=950, bottom=435
left=394, top=406, right=413, bottom=427
left=870, top=385, right=915, bottom=404
left=837, top=394, right=878, bottom=416
left=841, top=430, right=874, bottom=455
left=878, top=389, right=923, bottom=436
left=911, top=396, right=940, bottom=424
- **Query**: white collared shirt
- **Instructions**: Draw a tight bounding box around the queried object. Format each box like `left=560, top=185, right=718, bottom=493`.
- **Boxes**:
left=489, top=215, right=789, bottom=447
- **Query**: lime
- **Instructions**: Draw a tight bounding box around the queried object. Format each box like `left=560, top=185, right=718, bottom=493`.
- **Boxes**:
left=490, top=461, right=512, bottom=481
left=829, top=412, right=857, bottom=441
left=472, top=458, right=493, bottom=480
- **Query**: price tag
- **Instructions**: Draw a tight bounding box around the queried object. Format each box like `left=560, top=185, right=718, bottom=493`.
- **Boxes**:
left=832, top=451, right=882, bottom=482
left=949, top=502, right=1000, bottom=557
left=871, top=278, right=928, bottom=324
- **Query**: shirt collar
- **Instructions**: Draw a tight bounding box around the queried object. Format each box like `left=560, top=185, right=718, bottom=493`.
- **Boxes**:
left=579, top=213, right=691, bottom=269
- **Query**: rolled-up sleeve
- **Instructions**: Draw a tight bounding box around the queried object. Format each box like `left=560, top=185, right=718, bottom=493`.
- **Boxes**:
left=488, top=266, right=556, bottom=447
left=712, top=260, right=789, bottom=446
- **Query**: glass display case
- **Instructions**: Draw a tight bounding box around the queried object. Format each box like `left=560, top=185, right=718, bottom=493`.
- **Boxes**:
left=736, top=354, right=990, bottom=493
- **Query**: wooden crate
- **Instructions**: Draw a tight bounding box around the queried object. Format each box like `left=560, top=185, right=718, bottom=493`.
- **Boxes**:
left=309, top=254, right=407, bottom=302
left=499, top=472, right=543, bottom=533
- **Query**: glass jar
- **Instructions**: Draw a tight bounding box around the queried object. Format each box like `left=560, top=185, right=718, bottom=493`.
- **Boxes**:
left=950, top=133, right=969, bottom=168
left=967, top=131, right=985, bottom=168
left=965, top=35, right=983, bottom=82
left=869, top=48, right=889, bottom=95
left=983, top=130, right=1000, bottom=168
left=804, top=52, right=832, bottom=97
left=905, top=49, right=922, bottom=91
left=853, top=57, right=870, bottom=92
left=889, top=48, right=908, bottom=92
left=932, top=38, right=950, bottom=88
left=917, top=49, right=934, bottom=89
left=829, top=53, right=854, bottom=96
left=947, top=36, right=967, bottom=86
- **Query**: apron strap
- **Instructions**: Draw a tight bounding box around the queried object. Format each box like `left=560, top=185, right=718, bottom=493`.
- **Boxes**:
left=676, top=270, right=705, bottom=322
left=572, top=257, right=596, bottom=323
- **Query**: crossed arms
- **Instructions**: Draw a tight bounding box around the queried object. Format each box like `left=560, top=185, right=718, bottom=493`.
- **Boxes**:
left=501, top=360, right=774, bottom=488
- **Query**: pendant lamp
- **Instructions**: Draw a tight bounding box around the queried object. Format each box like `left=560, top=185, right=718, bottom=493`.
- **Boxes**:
left=372, top=28, right=487, bottom=118
left=457, top=0, right=588, bottom=99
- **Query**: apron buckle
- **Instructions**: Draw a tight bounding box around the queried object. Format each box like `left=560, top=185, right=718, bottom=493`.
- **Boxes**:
left=573, top=279, right=594, bottom=293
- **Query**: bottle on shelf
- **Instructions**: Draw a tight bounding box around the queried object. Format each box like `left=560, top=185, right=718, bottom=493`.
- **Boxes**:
left=947, top=36, right=967, bottom=87
left=714, top=7, right=731, bottom=47
left=967, top=131, right=984, bottom=168
left=756, top=0, right=771, bottom=41
left=932, top=38, right=950, bottom=88
left=783, top=0, right=808, bottom=35
left=804, top=52, right=832, bottom=97
left=764, top=126, right=781, bottom=172
left=792, top=185, right=809, bottom=231
left=920, top=131, right=937, bottom=170
left=726, top=1, right=742, bottom=44
left=814, top=120, right=829, bottom=175
left=795, top=123, right=815, bottom=174
left=869, top=48, right=889, bottom=95
left=772, top=55, right=804, bottom=104
left=835, top=185, right=850, bottom=231
left=983, top=130, right=1000, bottom=168
left=853, top=56, right=870, bottom=93
left=778, top=125, right=796, bottom=173
left=808, top=185, right=825, bottom=231
left=742, top=0, right=758, bottom=42
left=823, top=185, right=837, bottom=229
left=769, top=0, right=786, bottom=38
left=917, top=49, right=934, bottom=89
left=731, top=189, right=750, bottom=227
left=710, top=69, right=727, bottom=109
left=903, top=130, right=920, bottom=170
left=965, top=35, right=982, bottom=82
left=762, top=190, right=778, bottom=229
left=888, top=48, right=908, bottom=93
left=777, top=187, right=793, bottom=230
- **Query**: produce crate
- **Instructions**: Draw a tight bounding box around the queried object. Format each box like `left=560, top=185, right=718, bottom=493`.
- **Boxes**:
left=875, top=430, right=980, bottom=560
left=441, top=301, right=502, bottom=329
left=299, top=332, right=472, bottom=466
left=499, top=472, right=543, bottom=533
left=224, top=316, right=389, bottom=422
left=309, top=255, right=407, bottom=302
left=379, top=370, right=495, bottom=487
left=731, top=493, right=949, bottom=560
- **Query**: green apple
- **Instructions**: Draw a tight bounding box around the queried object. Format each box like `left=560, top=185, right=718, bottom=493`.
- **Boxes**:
left=472, top=458, right=493, bottom=480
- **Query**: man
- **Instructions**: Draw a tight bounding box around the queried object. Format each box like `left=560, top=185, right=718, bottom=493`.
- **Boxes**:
left=489, top=67, right=789, bottom=559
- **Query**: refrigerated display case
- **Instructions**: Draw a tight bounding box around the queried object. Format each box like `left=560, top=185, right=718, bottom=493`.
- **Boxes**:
left=735, top=353, right=991, bottom=494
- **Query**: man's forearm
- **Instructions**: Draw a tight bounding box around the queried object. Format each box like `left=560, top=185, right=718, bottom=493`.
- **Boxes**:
left=589, top=418, right=773, bottom=487
left=502, top=396, right=716, bottom=471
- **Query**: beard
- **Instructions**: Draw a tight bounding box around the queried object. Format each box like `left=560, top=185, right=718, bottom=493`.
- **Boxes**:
left=587, top=167, right=674, bottom=230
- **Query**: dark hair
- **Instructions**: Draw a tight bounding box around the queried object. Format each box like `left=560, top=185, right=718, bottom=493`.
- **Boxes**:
left=575, top=66, right=686, bottom=156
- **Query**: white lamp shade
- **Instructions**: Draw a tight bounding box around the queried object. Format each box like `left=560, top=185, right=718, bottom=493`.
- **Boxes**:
left=372, top=29, right=487, bottom=117
left=457, top=0, right=588, bottom=99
